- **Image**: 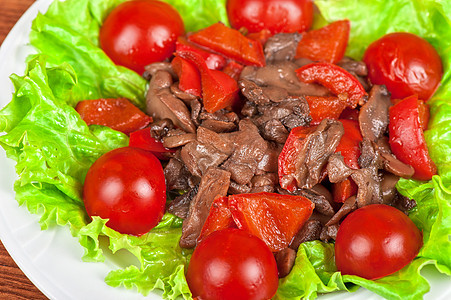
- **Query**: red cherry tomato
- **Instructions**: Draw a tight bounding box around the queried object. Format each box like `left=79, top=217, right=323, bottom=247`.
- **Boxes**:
left=99, top=0, right=184, bottom=74
left=226, top=0, right=313, bottom=34
left=186, top=228, right=278, bottom=300
left=335, top=204, right=423, bottom=280
left=83, top=147, right=166, bottom=236
left=363, top=32, right=442, bottom=101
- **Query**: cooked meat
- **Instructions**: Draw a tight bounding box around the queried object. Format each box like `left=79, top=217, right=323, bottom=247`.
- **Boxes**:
left=320, top=223, right=339, bottom=242
left=264, top=32, right=302, bottom=63
left=200, top=119, right=237, bottom=133
left=325, top=196, right=357, bottom=227
left=143, top=62, right=176, bottom=80
left=164, top=155, right=195, bottom=191
left=297, top=188, right=335, bottom=217
left=337, top=57, right=368, bottom=77
left=376, top=137, right=415, bottom=178
left=358, top=85, right=392, bottom=142
left=221, top=120, right=270, bottom=185
left=260, top=119, right=289, bottom=143
left=328, top=153, right=382, bottom=207
left=167, top=185, right=199, bottom=219
left=228, top=181, right=252, bottom=194
left=148, top=118, right=174, bottom=140
left=181, top=141, right=230, bottom=178
left=250, top=173, right=277, bottom=193
left=146, top=70, right=196, bottom=133
left=289, top=219, right=322, bottom=250
left=240, top=61, right=330, bottom=96
left=162, top=132, right=196, bottom=148
left=197, top=126, right=234, bottom=155
left=257, top=142, right=282, bottom=174
left=170, top=83, right=198, bottom=102
left=180, top=168, right=231, bottom=248
left=275, top=248, right=297, bottom=278
left=380, top=172, right=400, bottom=205
left=279, top=119, right=344, bottom=190
left=393, top=195, right=417, bottom=214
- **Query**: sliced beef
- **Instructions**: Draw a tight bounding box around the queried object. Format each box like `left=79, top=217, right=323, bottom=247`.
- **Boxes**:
left=201, top=119, right=237, bottom=133
left=376, top=137, right=415, bottom=178
left=167, top=185, right=199, bottom=219
left=297, top=188, right=335, bottom=217
left=170, top=83, right=198, bottom=102
left=328, top=153, right=382, bottom=207
left=279, top=119, right=344, bottom=190
left=260, top=119, right=289, bottom=143
left=180, top=168, right=231, bottom=248
left=148, top=118, right=174, bottom=140
left=380, top=172, right=400, bottom=205
left=240, top=61, right=330, bottom=96
left=143, top=62, right=175, bottom=80
left=228, top=181, right=252, bottom=194
left=264, top=32, right=302, bottom=63
left=275, top=248, right=297, bottom=278
left=289, top=219, right=322, bottom=250
left=393, top=195, right=417, bottom=214
left=325, top=196, right=357, bottom=227
left=162, top=132, right=196, bottom=148
left=221, top=120, right=270, bottom=185
left=320, top=224, right=339, bottom=242
left=257, top=142, right=282, bottom=174
left=250, top=173, right=277, bottom=193
left=358, top=85, right=391, bottom=142
left=164, top=154, right=196, bottom=191
left=181, top=141, right=229, bottom=178
left=146, top=70, right=196, bottom=133
left=337, top=57, right=368, bottom=77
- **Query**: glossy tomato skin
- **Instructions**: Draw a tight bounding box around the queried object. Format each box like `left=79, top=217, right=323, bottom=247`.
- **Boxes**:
left=83, top=147, right=166, bottom=236
left=227, top=0, right=313, bottom=34
left=363, top=32, right=442, bottom=101
left=186, top=228, right=278, bottom=300
left=99, top=0, right=184, bottom=74
left=335, top=204, right=422, bottom=280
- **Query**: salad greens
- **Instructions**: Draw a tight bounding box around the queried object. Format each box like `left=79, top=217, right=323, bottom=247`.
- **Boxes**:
left=0, top=0, right=449, bottom=299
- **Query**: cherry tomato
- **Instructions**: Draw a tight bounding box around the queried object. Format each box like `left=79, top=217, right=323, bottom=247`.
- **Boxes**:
left=186, top=228, right=278, bottom=300
left=226, top=0, right=313, bottom=34
left=99, top=0, right=184, bottom=74
left=83, top=147, right=166, bottom=236
left=335, top=204, right=422, bottom=280
left=363, top=32, right=442, bottom=101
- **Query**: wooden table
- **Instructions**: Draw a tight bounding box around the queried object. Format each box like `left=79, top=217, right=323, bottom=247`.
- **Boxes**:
left=0, top=1, right=48, bottom=298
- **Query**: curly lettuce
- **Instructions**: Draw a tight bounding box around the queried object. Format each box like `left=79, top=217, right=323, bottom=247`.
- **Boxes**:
left=0, top=0, right=449, bottom=299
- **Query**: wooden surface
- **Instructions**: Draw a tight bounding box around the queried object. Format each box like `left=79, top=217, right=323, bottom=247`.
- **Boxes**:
left=0, top=1, right=48, bottom=299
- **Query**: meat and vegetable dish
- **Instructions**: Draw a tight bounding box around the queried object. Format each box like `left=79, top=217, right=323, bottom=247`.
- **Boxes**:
left=0, top=0, right=450, bottom=299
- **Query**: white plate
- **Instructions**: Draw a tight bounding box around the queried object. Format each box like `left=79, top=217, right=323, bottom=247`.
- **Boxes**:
left=0, top=1, right=449, bottom=300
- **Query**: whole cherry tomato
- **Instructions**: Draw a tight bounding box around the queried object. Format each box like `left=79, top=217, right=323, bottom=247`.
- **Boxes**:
left=363, top=32, right=442, bottom=101
left=83, top=147, right=166, bottom=236
left=226, top=0, right=313, bottom=34
left=335, top=204, right=423, bottom=280
left=186, top=228, right=278, bottom=300
left=99, top=0, right=184, bottom=74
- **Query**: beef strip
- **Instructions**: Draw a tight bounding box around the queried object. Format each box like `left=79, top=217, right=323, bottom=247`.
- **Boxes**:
left=167, top=185, right=199, bottom=219
left=264, top=32, right=303, bottom=63
left=143, top=62, right=176, bottom=80
left=180, top=168, right=231, bottom=248
left=148, top=118, right=174, bottom=140
left=228, top=181, right=252, bottom=194
left=240, top=61, right=330, bottom=96
left=162, top=132, right=197, bottom=148
left=279, top=119, right=344, bottom=190
left=201, top=119, right=237, bottom=133
left=170, top=83, right=198, bottom=102
left=325, top=196, right=357, bottom=227
left=289, top=219, right=322, bottom=250
left=376, top=137, right=415, bottom=178
left=146, top=70, right=196, bottom=133
left=221, top=119, right=270, bottom=185
left=380, top=172, right=400, bottom=205
left=393, top=195, right=417, bottom=214
left=164, top=154, right=196, bottom=191
left=358, top=85, right=392, bottom=142
left=337, top=57, right=368, bottom=77
left=328, top=153, right=383, bottom=207
left=250, top=173, right=277, bottom=193
left=297, top=188, right=335, bottom=217
left=275, top=248, right=297, bottom=278
left=260, top=119, right=289, bottom=143
left=320, top=223, right=339, bottom=242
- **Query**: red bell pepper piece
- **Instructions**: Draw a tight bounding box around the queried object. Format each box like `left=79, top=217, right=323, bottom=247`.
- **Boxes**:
left=339, top=107, right=359, bottom=121
left=228, top=192, right=314, bottom=252
left=296, top=62, right=367, bottom=108
left=295, top=20, right=350, bottom=64
left=332, top=178, right=358, bottom=203
left=171, top=56, right=202, bottom=97
left=188, top=22, right=266, bottom=67
left=176, top=50, right=239, bottom=113
left=305, top=95, right=347, bottom=125
left=176, top=37, right=227, bottom=70
left=128, top=127, right=175, bottom=160
left=246, top=28, right=273, bottom=46
left=335, top=119, right=362, bottom=169
left=331, top=119, right=362, bottom=203
left=197, top=196, right=236, bottom=244
left=75, top=98, right=151, bottom=135
left=278, top=126, right=317, bottom=191
left=389, top=95, right=437, bottom=181
left=222, top=60, right=244, bottom=81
